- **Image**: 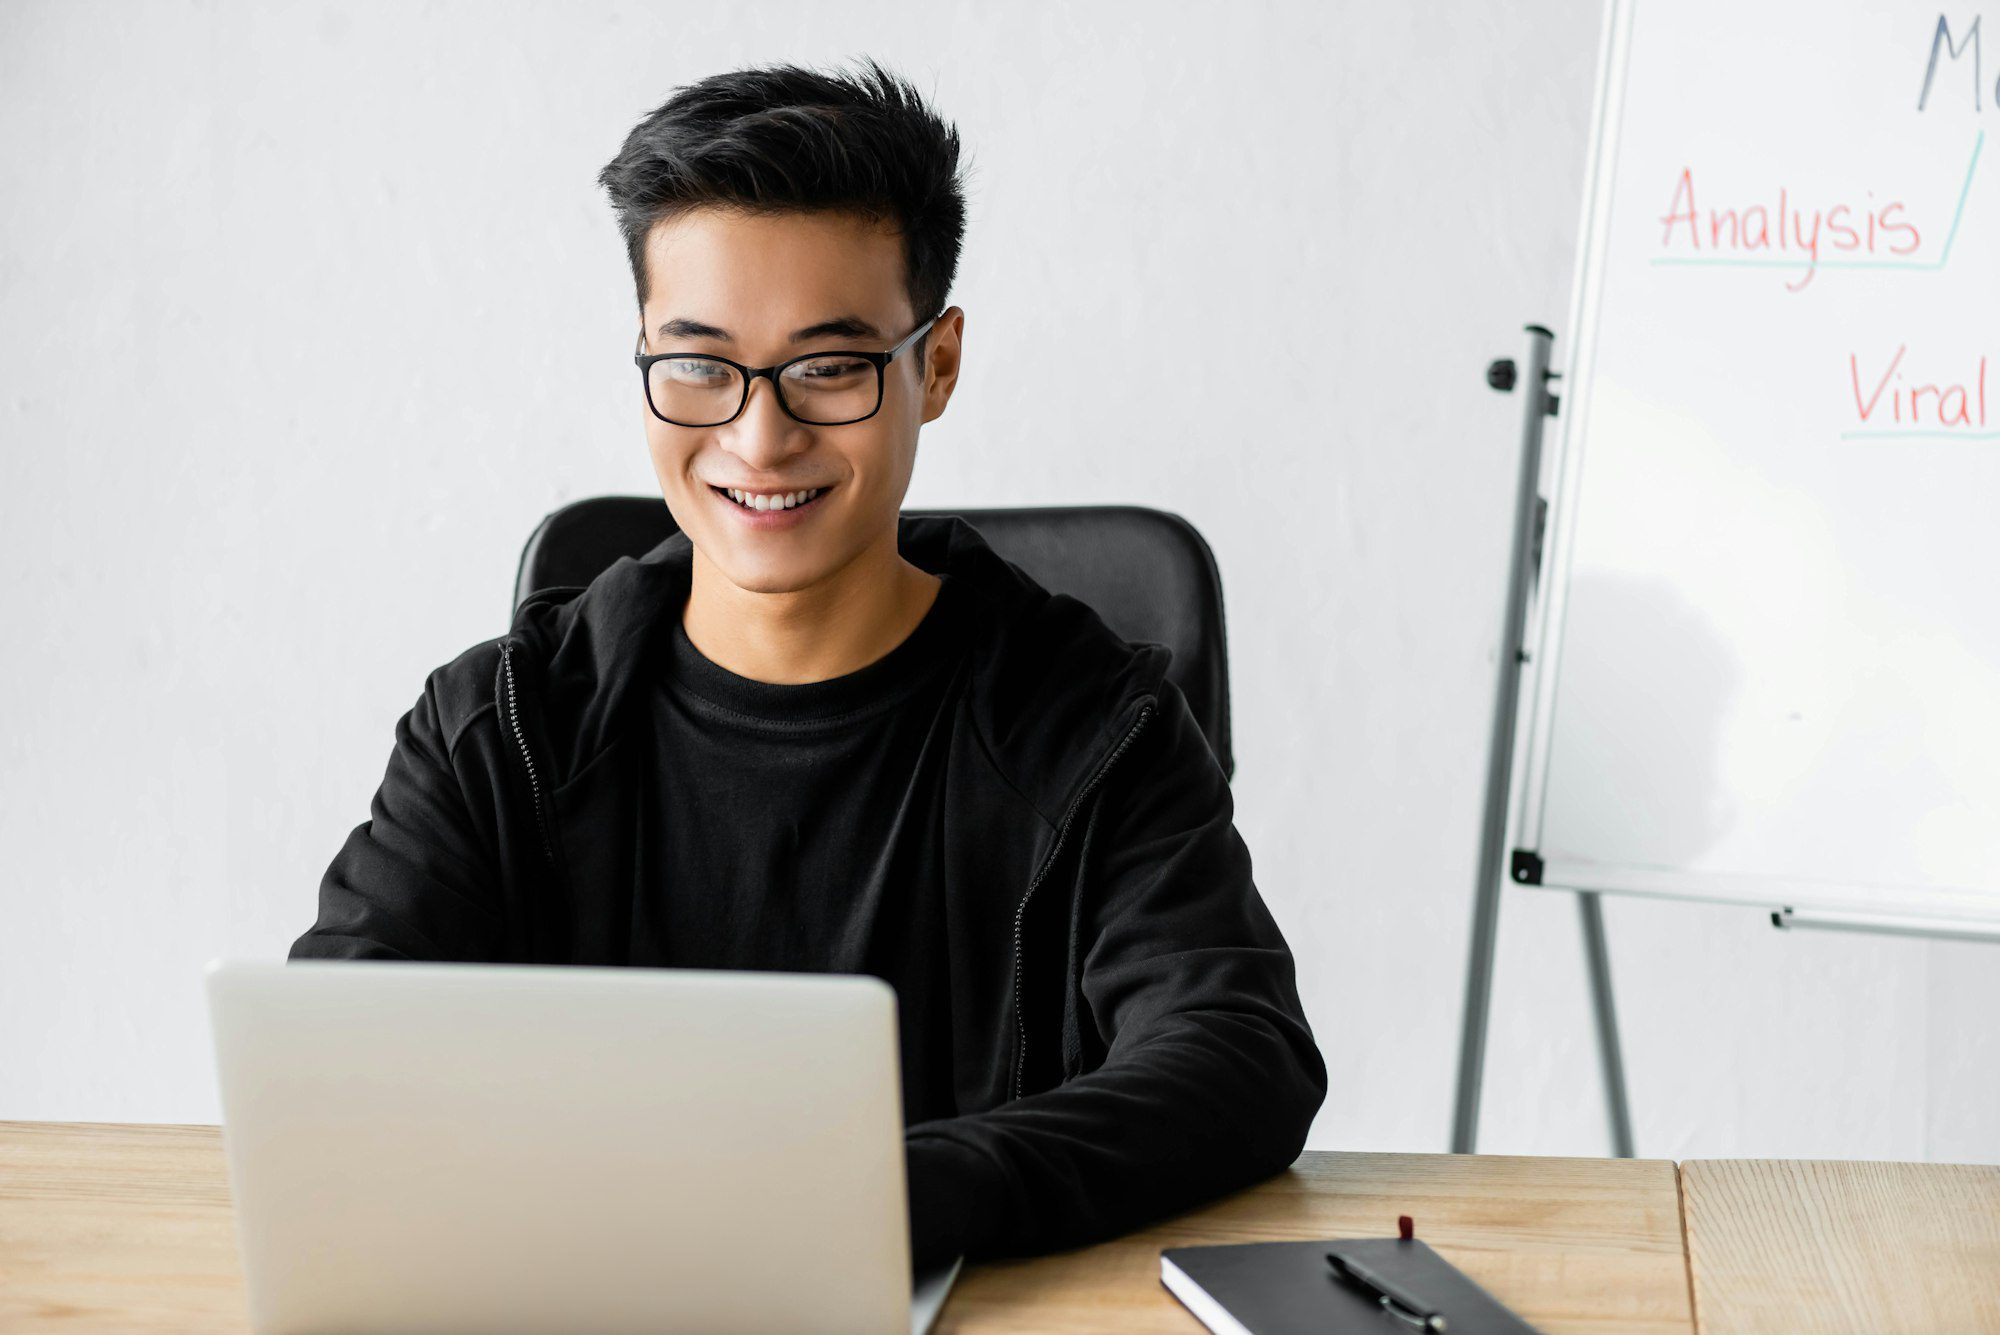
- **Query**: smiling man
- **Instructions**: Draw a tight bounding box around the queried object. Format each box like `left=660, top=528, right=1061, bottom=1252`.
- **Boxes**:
left=638, top=205, right=952, bottom=687
left=292, top=57, right=1326, bottom=1272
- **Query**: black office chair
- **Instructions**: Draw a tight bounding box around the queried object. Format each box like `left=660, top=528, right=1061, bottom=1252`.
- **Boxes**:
left=513, top=499, right=1235, bottom=780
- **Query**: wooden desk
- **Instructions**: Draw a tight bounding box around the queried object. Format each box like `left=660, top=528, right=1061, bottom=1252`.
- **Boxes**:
left=3, top=1122, right=240, bottom=1331
left=1681, top=1159, right=2000, bottom=1334
left=941, top=1149, right=1691, bottom=1333
left=1, top=1121, right=1689, bottom=1333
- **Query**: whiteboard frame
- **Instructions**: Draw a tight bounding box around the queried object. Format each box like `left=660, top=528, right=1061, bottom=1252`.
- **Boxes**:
left=1505, top=0, right=2000, bottom=928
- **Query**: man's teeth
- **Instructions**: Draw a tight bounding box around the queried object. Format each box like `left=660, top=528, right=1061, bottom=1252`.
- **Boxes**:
left=726, top=487, right=824, bottom=511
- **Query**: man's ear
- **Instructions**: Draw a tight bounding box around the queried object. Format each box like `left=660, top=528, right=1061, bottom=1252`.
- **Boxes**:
left=920, top=306, right=965, bottom=425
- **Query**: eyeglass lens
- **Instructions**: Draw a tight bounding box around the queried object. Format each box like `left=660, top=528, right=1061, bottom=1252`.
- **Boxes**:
left=648, top=354, right=880, bottom=426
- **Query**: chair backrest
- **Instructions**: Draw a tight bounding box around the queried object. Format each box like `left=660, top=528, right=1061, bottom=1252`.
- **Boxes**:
left=513, top=498, right=1234, bottom=779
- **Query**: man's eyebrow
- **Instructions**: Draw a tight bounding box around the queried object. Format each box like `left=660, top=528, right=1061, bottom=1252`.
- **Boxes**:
left=654, top=315, right=883, bottom=343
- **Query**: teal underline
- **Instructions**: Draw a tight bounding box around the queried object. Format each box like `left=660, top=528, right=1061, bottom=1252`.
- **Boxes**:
left=1648, top=129, right=1984, bottom=272
left=1654, top=257, right=1936, bottom=269
left=1939, top=128, right=1984, bottom=264
left=1839, top=429, right=2000, bottom=440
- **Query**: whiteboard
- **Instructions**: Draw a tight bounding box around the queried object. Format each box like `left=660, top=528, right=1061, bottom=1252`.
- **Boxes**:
left=1514, top=0, right=2000, bottom=922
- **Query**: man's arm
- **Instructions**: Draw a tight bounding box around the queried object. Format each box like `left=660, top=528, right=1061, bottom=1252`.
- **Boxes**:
left=904, top=680, right=1328, bottom=1268
left=290, top=668, right=508, bottom=962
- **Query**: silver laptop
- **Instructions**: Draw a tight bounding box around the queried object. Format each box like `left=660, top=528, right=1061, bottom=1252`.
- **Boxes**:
left=205, top=958, right=962, bottom=1334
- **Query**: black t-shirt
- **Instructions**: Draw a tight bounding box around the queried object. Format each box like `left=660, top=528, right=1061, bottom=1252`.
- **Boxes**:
left=641, top=573, right=973, bottom=1127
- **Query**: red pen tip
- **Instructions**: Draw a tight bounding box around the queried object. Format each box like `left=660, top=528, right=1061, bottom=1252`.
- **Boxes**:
left=1398, top=1215, right=1414, bottom=1240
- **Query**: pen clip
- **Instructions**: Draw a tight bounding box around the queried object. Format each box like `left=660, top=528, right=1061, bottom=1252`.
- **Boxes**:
left=1324, top=1252, right=1448, bottom=1333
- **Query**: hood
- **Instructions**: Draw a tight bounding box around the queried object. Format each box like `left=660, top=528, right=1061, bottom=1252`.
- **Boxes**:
left=500, top=512, right=1174, bottom=826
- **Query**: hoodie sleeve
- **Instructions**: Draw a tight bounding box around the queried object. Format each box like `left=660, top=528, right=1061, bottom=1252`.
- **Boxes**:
left=902, top=679, right=1328, bottom=1268
left=289, top=669, right=508, bottom=962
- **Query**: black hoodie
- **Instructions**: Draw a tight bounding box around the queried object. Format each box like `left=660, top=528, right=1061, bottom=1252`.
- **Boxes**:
left=291, top=512, right=1328, bottom=1270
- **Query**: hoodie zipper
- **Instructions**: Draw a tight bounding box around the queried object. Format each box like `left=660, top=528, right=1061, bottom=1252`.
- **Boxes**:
left=499, top=639, right=558, bottom=873
left=1009, top=698, right=1155, bottom=1101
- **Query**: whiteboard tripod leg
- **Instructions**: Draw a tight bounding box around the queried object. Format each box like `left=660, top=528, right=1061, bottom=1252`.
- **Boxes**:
left=1578, top=890, right=1635, bottom=1157
left=1453, top=323, right=1561, bottom=1157
left=1450, top=862, right=1504, bottom=1154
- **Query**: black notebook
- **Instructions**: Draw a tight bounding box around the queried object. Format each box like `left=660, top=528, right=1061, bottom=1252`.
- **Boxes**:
left=1160, top=1236, right=1542, bottom=1335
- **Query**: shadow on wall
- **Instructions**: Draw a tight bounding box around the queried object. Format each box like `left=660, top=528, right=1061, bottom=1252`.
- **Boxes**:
left=1547, top=572, right=1741, bottom=870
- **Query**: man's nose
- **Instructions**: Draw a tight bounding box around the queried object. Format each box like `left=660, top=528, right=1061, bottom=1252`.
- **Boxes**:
left=725, top=375, right=808, bottom=468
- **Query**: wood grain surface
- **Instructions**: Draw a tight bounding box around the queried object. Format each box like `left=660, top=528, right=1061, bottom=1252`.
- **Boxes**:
left=0, top=1122, right=1695, bottom=1333
left=938, top=1149, right=1693, bottom=1333
left=0, top=1121, right=245, bottom=1332
left=1680, top=1158, right=2000, bottom=1334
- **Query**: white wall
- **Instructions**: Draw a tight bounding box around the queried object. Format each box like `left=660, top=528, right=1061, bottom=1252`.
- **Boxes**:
left=2, top=0, right=1993, bottom=1164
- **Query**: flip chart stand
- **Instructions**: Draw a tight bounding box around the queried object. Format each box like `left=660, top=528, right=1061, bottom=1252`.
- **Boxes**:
left=1449, top=327, right=1997, bottom=1163
left=1451, top=323, right=1635, bottom=1158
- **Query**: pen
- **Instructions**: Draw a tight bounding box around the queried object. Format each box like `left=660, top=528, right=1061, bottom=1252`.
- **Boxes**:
left=1323, top=1250, right=1448, bottom=1332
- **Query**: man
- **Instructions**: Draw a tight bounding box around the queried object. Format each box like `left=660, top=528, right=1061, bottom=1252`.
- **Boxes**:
left=292, top=57, right=1326, bottom=1271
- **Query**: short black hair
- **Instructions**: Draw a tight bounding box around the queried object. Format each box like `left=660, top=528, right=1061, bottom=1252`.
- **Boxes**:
left=597, top=57, right=968, bottom=352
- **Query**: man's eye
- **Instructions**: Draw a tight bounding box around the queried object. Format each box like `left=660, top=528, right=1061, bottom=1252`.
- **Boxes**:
left=790, top=357, right=870, bottom=381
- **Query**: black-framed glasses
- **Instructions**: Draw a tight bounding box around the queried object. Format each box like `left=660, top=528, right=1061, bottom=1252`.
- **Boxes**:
left=633, top=312, right=942, bottom=427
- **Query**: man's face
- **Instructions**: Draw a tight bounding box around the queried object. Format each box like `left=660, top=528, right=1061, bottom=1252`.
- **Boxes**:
left=638, top=206, right=959, bottom=596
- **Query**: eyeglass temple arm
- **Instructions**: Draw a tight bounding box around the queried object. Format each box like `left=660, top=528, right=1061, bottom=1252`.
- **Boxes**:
left=885, top=311, right=943, bottom=361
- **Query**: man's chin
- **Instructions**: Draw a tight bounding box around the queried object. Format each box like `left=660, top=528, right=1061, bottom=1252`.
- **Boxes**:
left=690, top=534, right=838, bottom=597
